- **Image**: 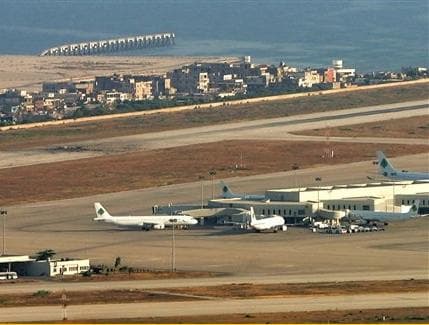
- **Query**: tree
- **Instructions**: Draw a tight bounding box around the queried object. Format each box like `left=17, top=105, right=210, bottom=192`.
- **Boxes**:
left=114, top=256, right=121, bottom=269
left=35, top=249, right=56, bottom=261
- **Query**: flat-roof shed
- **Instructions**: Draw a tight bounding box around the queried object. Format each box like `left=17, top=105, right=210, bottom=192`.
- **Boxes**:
left=0, top=255, right=35, bottom=273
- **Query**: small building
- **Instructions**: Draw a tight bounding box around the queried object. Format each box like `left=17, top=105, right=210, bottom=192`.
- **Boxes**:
left=135, top=80, right=154, bottom=100
left=0, top=255, right=90, bottom=277
left=299, top=70, right=322, bottom=88
left=25, top=258, right=90, bottom=277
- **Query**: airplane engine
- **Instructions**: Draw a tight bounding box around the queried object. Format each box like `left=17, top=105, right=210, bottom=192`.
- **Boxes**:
left=153, top=224, right=165, bottom=230
left=141, top=224, right=151, bottom=231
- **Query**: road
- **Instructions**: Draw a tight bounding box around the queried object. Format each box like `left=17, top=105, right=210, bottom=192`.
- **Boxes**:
left=0, top=292, right=427, bottom=322
left=1, top=99, right=427, bottom=169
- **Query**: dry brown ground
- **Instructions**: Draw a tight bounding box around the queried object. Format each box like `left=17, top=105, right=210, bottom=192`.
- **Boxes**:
left=166, top=280, right=429, bottom=298
left=0, top=270, right=215, bottom=286
left=69, top=307, right=429, bottom=324
left=0, top=55, right=236, bottom=91
left=0, top=289, right=197, bottom=308
left=1, top=280, right=426, bottom=308
left=1, top=140, right=428, bottom=206
left=294, top=115, right=429, bottom=138
left=0, top=83, right=427, bottom=151
left=50, top=270, right=215, bottom=282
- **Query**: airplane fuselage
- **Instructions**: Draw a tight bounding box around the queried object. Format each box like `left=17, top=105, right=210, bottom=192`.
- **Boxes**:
left=349, top=210, right=415, bottom=222
left=102, top=215, right=196, bottom=227
left=251, top=215, right=285, bottom=231
left=382, top=171, right=429, bottom=181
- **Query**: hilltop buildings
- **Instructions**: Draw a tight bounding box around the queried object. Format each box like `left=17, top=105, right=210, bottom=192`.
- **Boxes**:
left=0, top=57, right=426, bottom=125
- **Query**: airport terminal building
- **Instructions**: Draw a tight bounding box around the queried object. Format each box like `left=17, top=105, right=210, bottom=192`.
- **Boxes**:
left=207, top=180, right=429, bottom=225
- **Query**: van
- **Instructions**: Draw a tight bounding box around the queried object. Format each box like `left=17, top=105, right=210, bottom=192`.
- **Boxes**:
left=0, top=271, right=18, bottom=280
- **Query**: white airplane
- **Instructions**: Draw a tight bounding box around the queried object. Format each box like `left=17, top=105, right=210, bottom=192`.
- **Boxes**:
left=346, top=200, right=420, bottom=222
left=247, top=207, right=286, bottom=232
left=220, top=181, right=266, bottom=200
left=376, top=151, right=429, bottom=181
left=93, top=202, right=198, bottom=230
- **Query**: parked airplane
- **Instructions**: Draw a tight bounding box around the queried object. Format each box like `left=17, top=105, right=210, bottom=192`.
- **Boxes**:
left=93, top=203, right=198, bottom=230
left=220, top=181, right=266, bottom=200
left=346, top=200, right=420, bottom=222
left=247, top=207, right=286, bottom=232
left=377, top=151, right=429, bottom=181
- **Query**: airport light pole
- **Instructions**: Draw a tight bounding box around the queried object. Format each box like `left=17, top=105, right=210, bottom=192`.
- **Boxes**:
left=61, top=291, right=68, bottom=321
left=1, top=209, right=7, bottom=256
left=315, top=177, right=322, bottom=216
left=292, top=163, right=299, bottom=188
left=209, top=170, right=217, bottom=199
left=169, top=203, right=176, bottom=272
left=171, top=219, right=176, bottom=272
left=198, top=175, right=205, bottom=209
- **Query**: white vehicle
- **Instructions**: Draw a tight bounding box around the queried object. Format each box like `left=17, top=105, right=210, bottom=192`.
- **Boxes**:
left=220, top=181, right=266, bottom=201
left=94, top=203, right=198, bottom=230
left=326, top=226, right=347, bottom=234
left=0, top=271, right=18, bottom=280
left=313, top=221, right=330, bottom=229
left=348, top=224, right=360, bottom=233
left=346, top=201, right=420, bottom=222
left=248, top=207, right=286, bottom=232
left=339, top=227, right=347, bottom=234
left=377, top=151, right=429, bottom=181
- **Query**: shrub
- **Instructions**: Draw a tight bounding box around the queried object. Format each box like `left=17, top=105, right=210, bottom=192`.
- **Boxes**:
left=33, top=290, right=50, bottom=297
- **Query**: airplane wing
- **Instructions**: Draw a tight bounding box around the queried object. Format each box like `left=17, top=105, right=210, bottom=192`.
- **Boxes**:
left=181, top=207, right=248, bottom=218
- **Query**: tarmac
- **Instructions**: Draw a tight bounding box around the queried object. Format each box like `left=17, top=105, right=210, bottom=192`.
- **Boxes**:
left=3, top=154, right=428, bottom=277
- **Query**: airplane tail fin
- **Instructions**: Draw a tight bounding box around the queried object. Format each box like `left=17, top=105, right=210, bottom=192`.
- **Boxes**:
left=249, top=207, right=257, bottom=225
left=408, top=200, right=420, bottom=216
left=94, top=202, right=111, bottom=221
left=376, top=151, right=397, bottom=177
left=220, top=181, right=236, bottom=199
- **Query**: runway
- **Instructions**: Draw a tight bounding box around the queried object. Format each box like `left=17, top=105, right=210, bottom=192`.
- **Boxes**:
left=1, top=99, right=427, bottom=169
left=0, top=292, right=427, bottom=322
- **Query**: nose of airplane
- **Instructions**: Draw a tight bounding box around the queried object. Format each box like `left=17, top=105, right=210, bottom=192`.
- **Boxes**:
left=191, top=218, right=198, bottom=224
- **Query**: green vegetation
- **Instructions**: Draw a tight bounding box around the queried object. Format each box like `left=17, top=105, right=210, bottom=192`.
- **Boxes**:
left=34, top=249, right=56, bottom=261
left=32, top=290, right=50, bottom=297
